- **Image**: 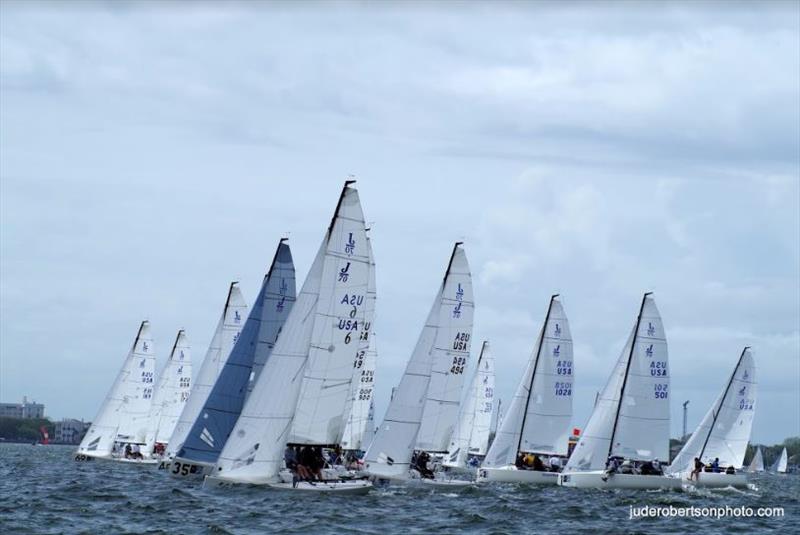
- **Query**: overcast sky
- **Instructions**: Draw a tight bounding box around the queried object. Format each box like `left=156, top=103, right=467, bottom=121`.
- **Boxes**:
left=1, top=1, right=798, bottom=445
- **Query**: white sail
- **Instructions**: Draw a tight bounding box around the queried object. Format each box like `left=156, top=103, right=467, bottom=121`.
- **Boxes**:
left=771, top=447, right=788, bottom=473
left=565, top=293, right=669, bottom=471
left=668, top=347, right=756, bottom=474
left=143, top=330, right=192, bottom=454
left=444, top=341, right=495, bottom=468
left=484, top=296, right=573, bottom=468
left=365, top=243, right=472, bottom=479
left=339, top=236, right=377, bottom=451
left=213, top=183, right=369, bottom=483
left=165, top=284, right=247, bottom=458
left=362, top=398, right=376, bottom=451
left=77, top=321, right=156, bottom=457
left=748, top=447, right=765, bottom=472
left=416, top=247, right=475, bottom=452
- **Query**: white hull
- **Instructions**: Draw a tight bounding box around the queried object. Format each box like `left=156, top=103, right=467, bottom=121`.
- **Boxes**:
left=74, top=451, right=158, bottom=465
left=477, top=466, right=560, bottom=484
left=681, top=472, right=749, bottom=488
left=558, top=471, right=682, bottom=489
left=268, top=480, right=373, bottom=494
left=418, top=478, right=473, bottom=488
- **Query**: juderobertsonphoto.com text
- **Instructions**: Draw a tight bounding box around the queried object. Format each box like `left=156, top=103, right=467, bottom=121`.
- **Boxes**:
left=629, top=505, right=785, bottom=519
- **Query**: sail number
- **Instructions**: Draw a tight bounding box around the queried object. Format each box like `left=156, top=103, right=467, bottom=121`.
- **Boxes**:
left=450, top=356, right=467, bottom=374
left=650, top=361, right=667, bottom=377
left=141, top=371, right=154, bottom=384
left=171, top=461, right=200, bottom=476
left=554, top=381, right=572, bottom=396
left=654, top=383, right=668, bottom=399
left=556, top=360, right=573, bottom=375
left=453, top=332, right=470, bottom=351
left=739, top=398, right=754, bottom=410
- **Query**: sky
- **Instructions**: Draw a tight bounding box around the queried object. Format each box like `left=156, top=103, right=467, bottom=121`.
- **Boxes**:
left=1, top=1, right=798, bottom=445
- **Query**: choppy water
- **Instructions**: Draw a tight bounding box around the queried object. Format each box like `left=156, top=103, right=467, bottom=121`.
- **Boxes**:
left=1, top=444, right=797, bottom=534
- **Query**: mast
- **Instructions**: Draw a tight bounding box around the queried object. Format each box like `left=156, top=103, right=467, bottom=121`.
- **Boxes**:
left=607, top=292, right=651, bottom=460
left=697, top=346, right=749, bottom=461
left=516, top=294, right=558, bottom=454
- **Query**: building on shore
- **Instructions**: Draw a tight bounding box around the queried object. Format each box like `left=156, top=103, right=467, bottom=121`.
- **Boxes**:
left=54, top=419, right=91, bottom=444
left=0, top=396, right=45, bottom=419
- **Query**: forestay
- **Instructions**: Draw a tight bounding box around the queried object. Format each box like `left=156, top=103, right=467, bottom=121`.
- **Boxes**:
left=483, top=296, right=573, bottom=468
left=166, top=284, right=247, bottom=458
left=565, top=293, right=669, bottom=471
left=444, top=341, right=495, bottom=468
left=365, top=243, right=472, bottom=479
left=668, top=347, right=756, bottom=474
left=212, top=183, right=369, bottom=484
left=176, top=241, right=296, bottom=466
left=77, top=321, right=156, bottom=457
left=416, top=247, right=475, bottom=452
left=144, top=330, right=192, bottom=454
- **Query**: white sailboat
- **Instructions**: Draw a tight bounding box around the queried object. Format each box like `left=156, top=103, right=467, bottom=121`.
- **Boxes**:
left=75, top=320, right=156, bottom=462
left=364, top=242, right=474, bottom=482
left=144, top=330, right=192, bottom=460
left=443, top=340, right=495, bottom=472
left=748, top=447, right=765, bottom=473
left=207, top=181, right=373, bottom=493
left=170, top=240, right=296, bottom=477
left=479, top=295, right=573, bottom=484
left=667, top=347, right=756, bottom=488
left=771, top=447, right=788, bottom=474
left=162, top=283, right=247, bottom=465
left=559, top=293, right=680, bottom=489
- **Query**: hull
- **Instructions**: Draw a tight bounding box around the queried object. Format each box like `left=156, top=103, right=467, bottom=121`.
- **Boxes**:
left=169, top=457, right=214, bottom=478
left=477, top=466, right=560, bottom=485
left=558, top=471, right=682, bottom=489
left=419, top=478, right=473, bottom=488
left=74, top=451, right=157, bottom=465
left=682, top=472, right=749, bottom=488
left=268, top=480, right=373, bottom=494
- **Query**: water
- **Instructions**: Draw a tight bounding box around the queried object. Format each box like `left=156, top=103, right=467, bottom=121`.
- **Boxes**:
left=1, top=444, right=797, bottom=534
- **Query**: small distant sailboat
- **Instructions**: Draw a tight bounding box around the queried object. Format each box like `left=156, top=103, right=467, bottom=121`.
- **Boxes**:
left=771, top=447, right=788, bottom=474
left=75, top=321, right=156, bottom=462
left=143, top=330, right=192, bottom=461
left=163, top=283, right=247, bottom=467
left=667, top=347, right=757, bottom=488
left=748, top=447, right=765, bottom=473
left=207, top=181, right=374, bottom=493
left=443, top=341, right=495, bottom=472
left=559, top=293, right=681, bottom=489
left=364, top=242, right=473, bottom=483
left=170, top=240, right=296, bottom=477
left=479, top=295, right=573, bottom=484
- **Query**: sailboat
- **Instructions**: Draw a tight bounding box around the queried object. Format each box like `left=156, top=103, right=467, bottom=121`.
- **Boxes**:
left=443, top=340, right=495, bottom=473
left=748, top=447, right=765, bottom=473
left=143, top=330, right=192, bottom=460
left=206, top=181, right=373, bottom=493
left=478, top=295, right=573, bottom=484
left=75, top=321, right=156, bottom=462
left=364, top=242, right=473, bottom=483
left=667, top=347, right=756, bottom=488
left=559, top=293, right=681, bottom=489
left=771, top=447, right=788, bottom=474
left=170, top=240, right=296, bottom=477
left=162, top=283, right=247, bottom=468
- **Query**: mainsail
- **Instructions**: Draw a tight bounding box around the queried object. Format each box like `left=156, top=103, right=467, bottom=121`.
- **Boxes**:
left=212, top=182, right=370, bottom=484
left=444, top=341, right=495, bottom=469
left=77, top=321, right=156, bottom=457
left=416, top=247, right=475, bottom=452
left=771, top=447, right=788, bottom=473
left=144, top=330, right=192, bottom=454
left=165, top=283, right=247, bottom=459
left=364, top=243, right=473, bottom=479
left=748, top=447, right=765, bottom=472
left=175, top=241, right=296, bottom=466
left=668, top=347, right=756, bottom=473
left=483, top=296, right=573, bottom=468
left=339, top=235, right=377, bottom=451
left=565, top=293, right=669, bottom=471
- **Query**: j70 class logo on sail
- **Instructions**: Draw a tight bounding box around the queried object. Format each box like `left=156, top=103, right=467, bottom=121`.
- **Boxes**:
left=554, top=323, right=561, bottom=338
left=279, top=278, right=287, bottom=296
left=452, top=301, right=462, bottom=319
left=647, top=322, right=656, bottom=337
left=456, top=283, right=464, bottom=301
left=552, top=345, right=560, bottom=357
left=645, top=344, right=654, bottom=357
left=276, top=296, right=285, bottom=312
left=338, top=262, right=351, bottom=282
left=345, top=232, right=356, bottom=256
